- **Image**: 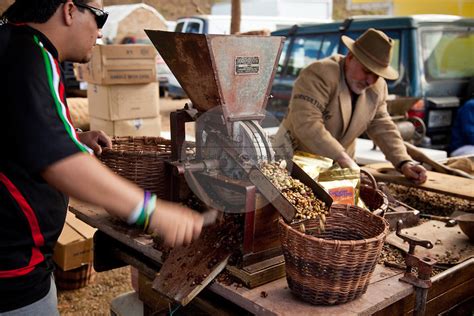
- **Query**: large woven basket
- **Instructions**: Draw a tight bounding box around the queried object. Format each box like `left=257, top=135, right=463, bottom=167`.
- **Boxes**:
left=279, top=204, right=389, bottom=305
left=99, top=136, right=177, bottom=199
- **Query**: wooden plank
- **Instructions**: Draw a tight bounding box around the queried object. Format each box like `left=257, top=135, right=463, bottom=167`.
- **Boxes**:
left=251, top=196, right=281, bottom=254
left=227, top=256, right=286, bottom=288
left=152, top=223, right=232, bottom=306
left=362, top=164, right=474, bottom=201
left=386, top=220, right=474, bottom=265
left=68, top=198, right=164, bottom=264
left=210, top=265, right=411, bottom=315
left=242, top=194, right=282, bottom=266
left=424, top=277, right=474, bottom=315
left=374, top=258, right=474, bottom=315
left=381, top=277, right=474, bottom=316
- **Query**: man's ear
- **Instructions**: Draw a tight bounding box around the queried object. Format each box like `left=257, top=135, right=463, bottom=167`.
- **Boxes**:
left=62, top=1, right=75, bottom=26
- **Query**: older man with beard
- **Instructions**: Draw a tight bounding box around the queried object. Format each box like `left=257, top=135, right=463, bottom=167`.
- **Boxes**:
left=273, top=28, right=427, bottom=184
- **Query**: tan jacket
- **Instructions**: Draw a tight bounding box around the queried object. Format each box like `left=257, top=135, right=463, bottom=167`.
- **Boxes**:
left=273, top=55, right=411, bottom=167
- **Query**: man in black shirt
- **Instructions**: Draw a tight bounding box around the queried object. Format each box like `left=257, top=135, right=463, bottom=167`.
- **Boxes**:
left=0, top=1, right=204, bottom=313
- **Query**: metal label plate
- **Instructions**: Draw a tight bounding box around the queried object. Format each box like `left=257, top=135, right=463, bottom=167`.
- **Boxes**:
left=235, top=56, right=260, bottom=75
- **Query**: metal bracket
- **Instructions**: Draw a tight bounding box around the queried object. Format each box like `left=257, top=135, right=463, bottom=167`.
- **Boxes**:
left=396, top=220, right=437, bottom=316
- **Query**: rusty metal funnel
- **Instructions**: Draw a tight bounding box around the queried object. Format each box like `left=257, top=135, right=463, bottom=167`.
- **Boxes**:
left=145, top=30, right=284, bottom=121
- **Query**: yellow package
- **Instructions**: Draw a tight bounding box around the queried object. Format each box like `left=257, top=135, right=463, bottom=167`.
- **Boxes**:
left=318, top=168, right=360, bottom=205
left=293, top=151, right=333, bottom=179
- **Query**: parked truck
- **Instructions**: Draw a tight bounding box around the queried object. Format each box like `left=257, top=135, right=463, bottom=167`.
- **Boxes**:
left=265, top=15, right=474, bottom=151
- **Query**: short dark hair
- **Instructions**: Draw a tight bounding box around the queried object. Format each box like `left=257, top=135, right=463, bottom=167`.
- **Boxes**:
left=1, top=0, right=89, bottom=24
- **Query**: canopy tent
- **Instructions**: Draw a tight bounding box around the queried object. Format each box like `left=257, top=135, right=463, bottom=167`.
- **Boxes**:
left=101, top=4, right=168, bottom=44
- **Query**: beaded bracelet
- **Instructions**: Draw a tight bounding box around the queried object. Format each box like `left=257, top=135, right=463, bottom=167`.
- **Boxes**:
left=135, top=191, right=151, bottom=227
left=127, top=191, right=157, bottom=231
left=127, top=201, right=143, bottom=225
left=143, top=194, right=157, bottom=231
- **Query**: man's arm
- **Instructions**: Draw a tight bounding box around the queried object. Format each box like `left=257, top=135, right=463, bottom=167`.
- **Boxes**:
left=42, top=153, right=203, bottom=247
left=335, top=151, right=359, bottom=170
left=366, top=84, right=426, bottom=184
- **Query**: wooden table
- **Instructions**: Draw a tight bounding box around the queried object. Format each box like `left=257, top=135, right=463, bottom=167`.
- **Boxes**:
left=363, top=163, right=474, bottom=201
left=68, top=199, right=474, bottom=315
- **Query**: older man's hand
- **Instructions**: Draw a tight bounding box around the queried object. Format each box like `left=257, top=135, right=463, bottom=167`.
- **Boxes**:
left=335, top=152, right=360, bottom=171
left=401, top=161, right=427, bottom=185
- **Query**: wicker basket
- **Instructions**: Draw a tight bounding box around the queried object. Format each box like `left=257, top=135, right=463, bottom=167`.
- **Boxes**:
left=99, top=136, right=177, bottom=199
left=54, top=264, right=96, bottom=290
left=360, top=185, right=388, bottom=217
left=279, top=204, right=389, bottom=305
left=360, top=169, right=388, bottom=217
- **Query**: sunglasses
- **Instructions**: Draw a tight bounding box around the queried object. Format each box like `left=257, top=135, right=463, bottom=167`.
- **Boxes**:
left=73, top=1, right=108, bottom=29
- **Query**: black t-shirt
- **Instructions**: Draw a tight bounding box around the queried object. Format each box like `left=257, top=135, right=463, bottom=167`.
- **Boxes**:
left=0, top=23, right=91, bottom=312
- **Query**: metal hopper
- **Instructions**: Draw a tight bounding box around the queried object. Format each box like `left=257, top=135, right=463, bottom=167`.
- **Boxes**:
left=145, top=30, right=283, bottom=121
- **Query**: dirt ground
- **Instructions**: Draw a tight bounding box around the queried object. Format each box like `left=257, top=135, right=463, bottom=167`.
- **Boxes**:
left=57, top=267, right=133, bottom=315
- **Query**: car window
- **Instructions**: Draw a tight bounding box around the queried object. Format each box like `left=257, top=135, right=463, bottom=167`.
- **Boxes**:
left=286, top=35, right=323, bottom=77
left=319, top=34, right=339, bottom=58
left=422, top=29, right=474, bottom=80
left=186, top=21, right=202, bottom=33
left=276, top=39, right=290, bottom=75
left=175, top=22, right=184, bottom=32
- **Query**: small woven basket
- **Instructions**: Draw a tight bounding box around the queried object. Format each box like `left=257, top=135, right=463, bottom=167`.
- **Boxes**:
left=360, top=185, right=388, bottom=217
left=360, top=169, right=388, bottom=217
left=279, top=204, right=389, bottom=305
left=54, top=264, right=96, bottom=290
left=99, top=136, right=186, bottom=199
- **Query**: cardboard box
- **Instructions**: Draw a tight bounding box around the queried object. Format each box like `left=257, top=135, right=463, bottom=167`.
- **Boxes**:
left=90, top=116, right=161, bottom=137
left=86, top=45, right=157, bottom=85
left=88, top=82, right=159, bottom=121
left=73, top=62, right=88, bottom=82
left=53, top=212, right=96, bottom=271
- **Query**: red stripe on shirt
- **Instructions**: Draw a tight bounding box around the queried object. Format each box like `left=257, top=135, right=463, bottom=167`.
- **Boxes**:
left=53, top=60, right=73, bottom=123
left=0, top=173, right=45, bottom=277
left=0, top=248, right=44, bottom=278
left=0, top=173, right=45, bottom=246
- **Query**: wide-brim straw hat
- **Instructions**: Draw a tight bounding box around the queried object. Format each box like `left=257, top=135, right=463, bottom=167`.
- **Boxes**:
left=342, top=28, right=399, bottom=80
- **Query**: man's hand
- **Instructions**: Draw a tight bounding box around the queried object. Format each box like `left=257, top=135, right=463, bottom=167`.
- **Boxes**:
left=335, top=152, right=360, bottom=170
left=149, top=199, right=204, bottom=247
left=401, top=161, right=427, bottom=185
left=77, top=130, right=112, bottom=155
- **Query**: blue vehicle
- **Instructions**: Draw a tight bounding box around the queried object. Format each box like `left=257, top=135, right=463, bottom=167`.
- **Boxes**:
left=167, top=73, right=187, bottom=99
left=265, top=15, right=474, bottom=150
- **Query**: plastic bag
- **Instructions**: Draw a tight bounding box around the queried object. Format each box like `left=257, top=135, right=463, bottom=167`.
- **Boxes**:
left=318, top=167, right=360, bottom=205
left=293, top=151, right=333, bottom=179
